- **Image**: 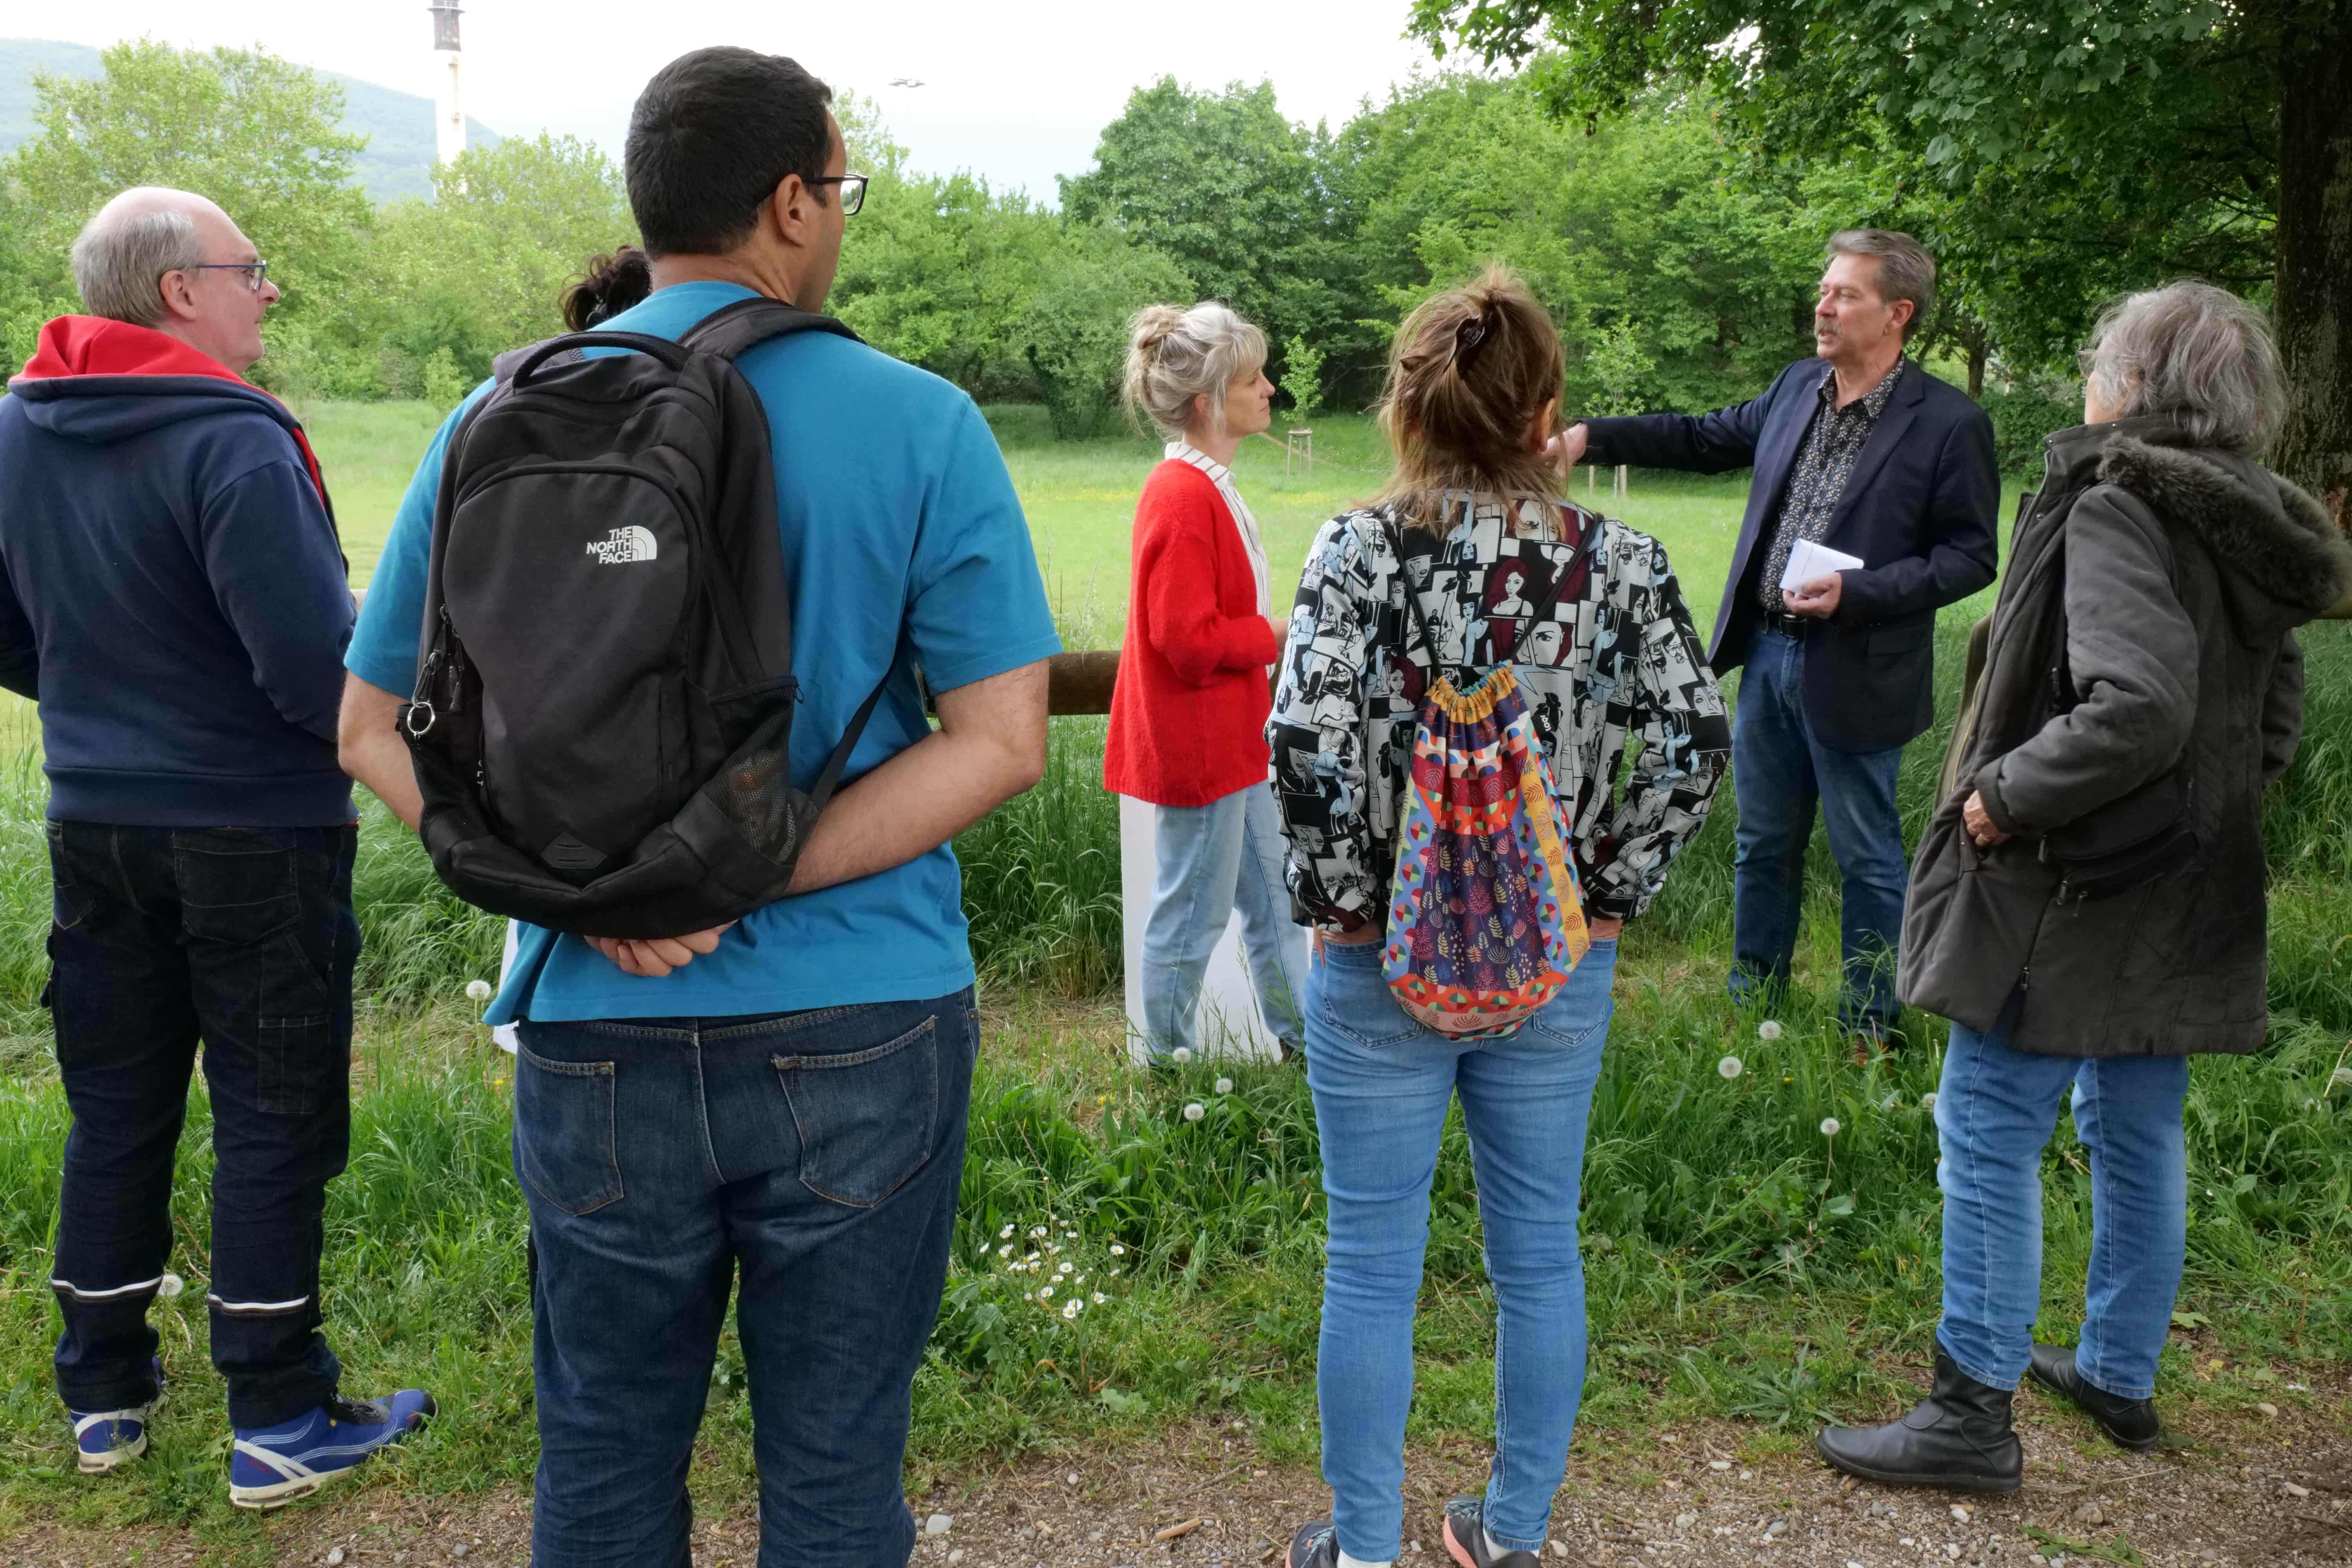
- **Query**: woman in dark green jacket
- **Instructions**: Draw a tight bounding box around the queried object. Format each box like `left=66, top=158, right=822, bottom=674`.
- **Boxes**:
left=1818, top=282, right=2352, bottom=1492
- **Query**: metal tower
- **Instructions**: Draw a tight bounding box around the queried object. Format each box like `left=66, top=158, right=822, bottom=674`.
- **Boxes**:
left=430, top=3, right=465, bottom=165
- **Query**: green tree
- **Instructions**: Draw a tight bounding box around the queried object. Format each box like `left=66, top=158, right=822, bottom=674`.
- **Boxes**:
left=2, top=40, right=372, bottom=337
left=830, top=102, right=1065, bottom=394
left=1015, top=227, right=1196, bottom=439
left=1061, top=78, right=1352, bottom=393
left=1280, top=337, right=1326, bottom=420
left=1328, top=73, right=1850, bottom=414
left=1409, top=0, right=2352, bottom=504
left=361, top=133, right=636, bottom=389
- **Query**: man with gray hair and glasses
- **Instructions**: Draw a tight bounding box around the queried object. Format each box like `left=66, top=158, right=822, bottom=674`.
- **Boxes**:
left=1553, top=229, right=1998, bottom=1053
left=0, top=187, right=431, bottom=1504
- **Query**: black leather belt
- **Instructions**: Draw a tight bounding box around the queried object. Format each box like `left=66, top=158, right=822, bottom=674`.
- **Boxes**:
left=1759, top=610, right=1810, bottom=635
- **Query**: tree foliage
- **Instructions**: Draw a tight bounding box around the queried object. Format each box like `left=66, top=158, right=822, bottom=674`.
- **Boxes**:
left=2, top=39, right=373, bottom=339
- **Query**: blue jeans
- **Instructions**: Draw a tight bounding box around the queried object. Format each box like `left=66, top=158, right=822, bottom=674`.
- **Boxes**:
left=514, top=992, right=978, bottom=1568
left=1934, top=1009, right=2190, bottom=1400
left=1305, top=935, right=1617, bottom=1560
left=1140, top=783, right=1308, bottom=1058
left=1727, top=627, right=1908, bottom=1036
left=45, top=821, right=359, bottom=1429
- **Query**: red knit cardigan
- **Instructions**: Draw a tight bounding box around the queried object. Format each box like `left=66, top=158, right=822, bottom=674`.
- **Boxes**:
left=1103, top=459, right=1283, bottom=808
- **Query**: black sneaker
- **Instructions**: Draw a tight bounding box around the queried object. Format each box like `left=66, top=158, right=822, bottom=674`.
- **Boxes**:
left=1441, top=1498, right=1544, bottom=1568
left=1285, top=1518, right=1340, bottom=1568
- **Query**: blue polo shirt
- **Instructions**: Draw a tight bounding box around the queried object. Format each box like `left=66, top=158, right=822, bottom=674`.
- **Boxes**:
left=347, top=281, right=1061, bottom=1024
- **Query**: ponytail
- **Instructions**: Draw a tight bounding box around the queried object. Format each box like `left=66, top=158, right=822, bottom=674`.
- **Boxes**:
left=561, top=245, right=653, bottom=332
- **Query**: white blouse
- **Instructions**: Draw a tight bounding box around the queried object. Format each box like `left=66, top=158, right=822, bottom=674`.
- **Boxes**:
left=1166, top=440, right=1272, bottom=620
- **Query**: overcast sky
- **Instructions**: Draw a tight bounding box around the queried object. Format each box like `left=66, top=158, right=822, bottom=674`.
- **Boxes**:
left=30, top=2, right=1449, bottom=201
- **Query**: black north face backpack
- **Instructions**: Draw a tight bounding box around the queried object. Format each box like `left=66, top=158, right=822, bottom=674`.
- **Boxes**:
left=400, top=297, right=886, bottom=938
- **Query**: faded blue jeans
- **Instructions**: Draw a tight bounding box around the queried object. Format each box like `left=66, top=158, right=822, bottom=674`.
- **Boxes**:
left=1934, top=1007, right=2191, bottom=1401
left=1726, top=626, right=1909, bottom=1038
left=1306, top=935, right=1617, bottom=1561
left=1139, top=782, right=1308, bottom=1059
left=514, top=992, right=978, bottom=1568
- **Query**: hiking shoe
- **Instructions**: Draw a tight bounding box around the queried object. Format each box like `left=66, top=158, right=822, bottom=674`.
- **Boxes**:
left=229, top=1389, right=435, bottom=1508
left=69, top=1357, right=163, bottom=1475
left=2028, top=1342, right=2162, bottom=1451
left=1285, top=1517, right=1341, bottom=1568
left=1441, top=1497, right=1545, bottom=1568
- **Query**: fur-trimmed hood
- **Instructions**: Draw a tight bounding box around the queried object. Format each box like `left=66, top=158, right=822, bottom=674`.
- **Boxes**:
left=2097, top=431, right=2352, bottom=630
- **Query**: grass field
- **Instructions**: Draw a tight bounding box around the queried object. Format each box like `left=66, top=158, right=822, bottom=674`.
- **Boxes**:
left=2, top=402, right=2347, bottom=1553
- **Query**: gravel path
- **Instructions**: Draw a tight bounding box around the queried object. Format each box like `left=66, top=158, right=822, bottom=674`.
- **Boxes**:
left=9, top=1382, right=2348, bottom=1567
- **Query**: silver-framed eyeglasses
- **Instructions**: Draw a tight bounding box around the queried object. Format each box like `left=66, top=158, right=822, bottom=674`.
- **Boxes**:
left=189, top=261, right=270, bottom=292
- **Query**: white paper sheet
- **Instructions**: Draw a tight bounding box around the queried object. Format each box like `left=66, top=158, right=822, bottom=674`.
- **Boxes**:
left=1780, top=537, right=1865, bottom=592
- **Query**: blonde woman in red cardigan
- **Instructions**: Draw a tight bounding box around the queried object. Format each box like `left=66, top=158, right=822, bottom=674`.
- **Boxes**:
left=1104, top=302, right=1307, bottom=1065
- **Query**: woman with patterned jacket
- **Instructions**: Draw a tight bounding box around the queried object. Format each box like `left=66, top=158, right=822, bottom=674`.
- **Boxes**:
left=1269, top=270, right=1729, bottom=1568
left=1104, top=302, right=1308, bottom=1064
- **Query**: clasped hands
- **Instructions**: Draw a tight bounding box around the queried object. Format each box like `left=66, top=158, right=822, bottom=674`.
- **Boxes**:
left=585, top=923, right=733, bottom=978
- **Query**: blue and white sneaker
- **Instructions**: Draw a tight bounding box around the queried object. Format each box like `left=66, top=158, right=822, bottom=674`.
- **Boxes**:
left=228, top=1390, right=435, bottom=1509
left=69, top=1359, right=163, bottom=1475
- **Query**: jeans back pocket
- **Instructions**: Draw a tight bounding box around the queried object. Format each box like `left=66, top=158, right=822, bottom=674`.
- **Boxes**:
left=772, top=1015, right=940, bottom=1208
left=515, top=1044, right=625, bottom=1216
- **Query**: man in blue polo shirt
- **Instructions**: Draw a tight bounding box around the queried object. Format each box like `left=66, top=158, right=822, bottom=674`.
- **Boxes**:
left=337, top=47, right=1057, bottom=1568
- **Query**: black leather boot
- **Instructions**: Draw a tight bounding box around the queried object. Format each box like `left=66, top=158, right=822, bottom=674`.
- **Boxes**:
left=2028, top=1341, right=2162, bottom=1450
left=1816, top=1349, right=2024, bottom=1492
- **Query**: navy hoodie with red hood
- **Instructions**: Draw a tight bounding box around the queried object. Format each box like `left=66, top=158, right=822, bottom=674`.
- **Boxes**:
left=0, top=317, right=355, bottom=825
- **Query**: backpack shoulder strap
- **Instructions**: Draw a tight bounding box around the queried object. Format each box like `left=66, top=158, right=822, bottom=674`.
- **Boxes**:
left=679, top=296, right=864, bottom=362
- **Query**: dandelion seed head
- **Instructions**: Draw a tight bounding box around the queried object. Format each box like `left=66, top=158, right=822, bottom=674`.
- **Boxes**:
left=1717, top=1056, right=1743, bottom=1080
left=1757, top=1020, right=1782, bottom=1041
left=1172, top=1047, right=1193, bottom=1064
left=465, top=978, right=494, bottom=1001
left=1183, top=1102, right=1205, bottom=1122
left=1214, top=1077, right=1234, bottom=1095
left=1820, top=1117, right=1842, bottom=1137
left=1921, top=1092, right=1938, bottom=1111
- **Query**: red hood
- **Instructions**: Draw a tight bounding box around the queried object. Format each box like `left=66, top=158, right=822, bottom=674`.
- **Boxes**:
left=12, top=316, right=329, bottom=506
left=15, top=315, right=250, bottom=384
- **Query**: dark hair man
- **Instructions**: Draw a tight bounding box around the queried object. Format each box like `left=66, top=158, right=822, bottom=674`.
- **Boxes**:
left=1552, top=229, right=1998, bottom=1049
left=0, top=187, right=431, bottom=1502
left=337, top=48, right=1057, bottom=1567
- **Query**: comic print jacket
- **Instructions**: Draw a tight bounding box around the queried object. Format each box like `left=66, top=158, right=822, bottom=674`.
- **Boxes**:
left=1266, top=491, right=1731, bottom=931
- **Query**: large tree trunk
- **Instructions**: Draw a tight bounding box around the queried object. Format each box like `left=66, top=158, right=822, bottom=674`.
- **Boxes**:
left=2272, top=7, right=2352, bottom=525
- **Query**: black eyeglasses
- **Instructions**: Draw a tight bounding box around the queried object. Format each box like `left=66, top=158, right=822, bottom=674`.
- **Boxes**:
left=809, top=175, right=868, bottom=216
left=188, top=261, right=270, bottom=292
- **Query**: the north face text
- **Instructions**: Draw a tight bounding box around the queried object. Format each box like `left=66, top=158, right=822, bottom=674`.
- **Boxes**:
left=586, top=526, right=659, bottom=565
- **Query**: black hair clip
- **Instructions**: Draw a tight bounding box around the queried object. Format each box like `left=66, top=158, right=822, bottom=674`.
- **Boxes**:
left=1444, top=309, right=1493, bottom=373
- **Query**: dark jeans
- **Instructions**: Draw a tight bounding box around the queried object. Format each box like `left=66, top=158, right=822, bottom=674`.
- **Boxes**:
left=1726, top=628, right=1909, bottom=1037
left=46, top=820, right=359, bottom=1428
left=515, top=991, right=979, bottom=1568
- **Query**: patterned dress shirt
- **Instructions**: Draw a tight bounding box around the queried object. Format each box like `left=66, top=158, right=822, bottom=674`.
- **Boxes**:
left=1753, top=359, right=1904, bottom=613
left=1265, top=492, right=1731, bottom=929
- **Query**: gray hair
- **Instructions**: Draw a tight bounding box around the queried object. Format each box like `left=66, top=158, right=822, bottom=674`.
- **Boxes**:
left=1123, top=301, right=1266, bottom=437
left=2082, top=281, right=2287, bottom=455
left=71, top=195, right=205, bottom=327
left=1826, top=229, right=1936, bottom=343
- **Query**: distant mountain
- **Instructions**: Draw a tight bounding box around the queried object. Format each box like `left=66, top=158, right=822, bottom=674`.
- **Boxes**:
left=0, top=38, right=502, bottom=203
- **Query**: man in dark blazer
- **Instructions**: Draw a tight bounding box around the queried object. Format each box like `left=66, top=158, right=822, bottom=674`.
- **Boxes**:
left=1554, top=230, right=1998, bottom=1046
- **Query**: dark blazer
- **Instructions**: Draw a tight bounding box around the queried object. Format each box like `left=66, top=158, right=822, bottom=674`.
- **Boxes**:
left=1583, top=358, right=1999, bottom=753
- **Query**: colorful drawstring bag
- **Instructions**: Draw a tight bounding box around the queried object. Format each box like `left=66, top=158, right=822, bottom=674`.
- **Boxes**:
left=1379, top=517, right=1592, bottom=1039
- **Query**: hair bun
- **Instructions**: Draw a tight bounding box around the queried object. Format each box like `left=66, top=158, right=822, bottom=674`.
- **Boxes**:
left=1129, top=303, right=1186, bottom=357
